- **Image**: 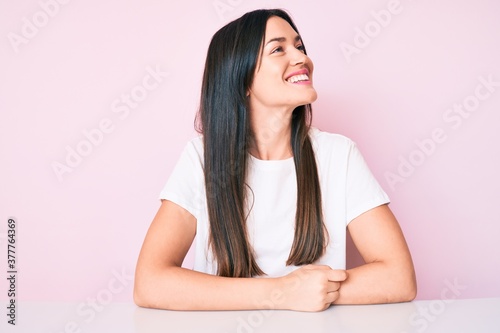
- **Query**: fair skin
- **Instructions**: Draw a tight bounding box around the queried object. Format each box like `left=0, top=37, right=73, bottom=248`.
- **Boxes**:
left=134, top=16, right=416, bottom=312
left=247, top=17, right=317, bottom=160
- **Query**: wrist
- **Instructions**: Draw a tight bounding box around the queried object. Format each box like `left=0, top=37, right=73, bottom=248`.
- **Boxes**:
left=256, top=277, right=288, bottom=310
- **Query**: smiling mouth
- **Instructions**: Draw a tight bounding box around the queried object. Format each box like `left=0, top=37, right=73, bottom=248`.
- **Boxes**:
left=286, top=74, right=310, bottom=83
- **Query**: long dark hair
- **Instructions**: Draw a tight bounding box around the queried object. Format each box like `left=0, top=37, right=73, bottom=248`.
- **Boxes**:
left=196, top=9, right=327, bottom=277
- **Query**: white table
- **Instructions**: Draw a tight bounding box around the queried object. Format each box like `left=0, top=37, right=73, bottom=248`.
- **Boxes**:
left=2, top=298, right=499, bottom=332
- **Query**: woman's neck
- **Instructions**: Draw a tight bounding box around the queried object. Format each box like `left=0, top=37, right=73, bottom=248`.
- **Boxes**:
left=249, top=107, right=293, bottom=160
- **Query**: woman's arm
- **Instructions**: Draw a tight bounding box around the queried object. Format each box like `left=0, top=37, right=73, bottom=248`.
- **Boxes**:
left=134, top=200, right=346, bottom=311
left=334, top=204, right=417, bottom=304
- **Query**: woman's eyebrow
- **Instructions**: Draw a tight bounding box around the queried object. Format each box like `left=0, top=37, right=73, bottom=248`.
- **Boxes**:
left=265, top=35, right=302, bottom=46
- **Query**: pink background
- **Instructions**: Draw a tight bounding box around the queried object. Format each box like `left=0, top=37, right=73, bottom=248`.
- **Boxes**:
left=1, top=0, right=499, bottom=304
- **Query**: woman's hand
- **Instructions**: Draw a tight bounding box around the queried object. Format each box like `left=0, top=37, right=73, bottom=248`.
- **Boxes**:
left=279, top=265, right=347, bottom=312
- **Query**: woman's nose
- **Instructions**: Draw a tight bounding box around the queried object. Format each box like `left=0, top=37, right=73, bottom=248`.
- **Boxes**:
left=289, top=48, right=307, bottom=66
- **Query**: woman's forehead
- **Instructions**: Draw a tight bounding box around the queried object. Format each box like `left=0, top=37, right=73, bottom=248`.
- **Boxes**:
left=263, top=16, right=300, bottom=43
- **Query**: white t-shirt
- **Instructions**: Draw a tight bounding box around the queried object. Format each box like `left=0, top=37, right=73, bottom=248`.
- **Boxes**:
left=159, top=128, right=390, bottom=277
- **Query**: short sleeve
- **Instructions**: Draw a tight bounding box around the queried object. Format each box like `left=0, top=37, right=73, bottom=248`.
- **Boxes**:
left=345, top=141, right=390, bottom=223
left=159, top=139, right=206, bottom=220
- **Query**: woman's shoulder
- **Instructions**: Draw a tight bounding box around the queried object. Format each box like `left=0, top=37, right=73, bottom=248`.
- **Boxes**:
left=175, top=135, right=204, bottom=166
left=309, top=127, right=356, bottom=151
left=186, top=135, right=204, bottom=150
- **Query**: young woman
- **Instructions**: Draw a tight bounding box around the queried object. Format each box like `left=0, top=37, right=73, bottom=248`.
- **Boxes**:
left=134, top=9, right=416, bottom=312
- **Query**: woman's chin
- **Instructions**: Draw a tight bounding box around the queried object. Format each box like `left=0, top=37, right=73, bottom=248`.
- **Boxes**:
left=298, top=90, right=318, bottom=106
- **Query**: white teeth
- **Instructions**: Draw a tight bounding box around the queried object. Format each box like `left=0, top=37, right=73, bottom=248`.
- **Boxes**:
left=287, top=74, right=309, bottom=83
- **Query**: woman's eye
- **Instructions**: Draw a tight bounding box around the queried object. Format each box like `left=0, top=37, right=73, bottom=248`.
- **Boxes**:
left=296, top=44, right=305, bottom=52
left=271, top=46, right=283, bottom=54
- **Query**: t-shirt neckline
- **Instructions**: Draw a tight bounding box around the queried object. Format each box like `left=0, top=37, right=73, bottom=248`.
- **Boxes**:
left=248, top=154, right=294, bottom=170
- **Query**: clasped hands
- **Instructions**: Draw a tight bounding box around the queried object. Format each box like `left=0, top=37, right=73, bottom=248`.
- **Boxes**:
left=272, top=265, right=347, bottom=312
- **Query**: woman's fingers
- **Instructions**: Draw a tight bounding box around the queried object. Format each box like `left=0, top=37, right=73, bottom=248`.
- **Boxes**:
left=281, top=265, right=348, bottom=312
left=326, top=290, right=340, bottom=304
left=327, top=269, right=348, bottom=282
left=326, top=281, right=341, bottom=293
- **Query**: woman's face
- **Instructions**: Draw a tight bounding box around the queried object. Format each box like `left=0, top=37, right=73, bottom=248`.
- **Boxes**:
left=248, top=16, right=317, bottom=112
